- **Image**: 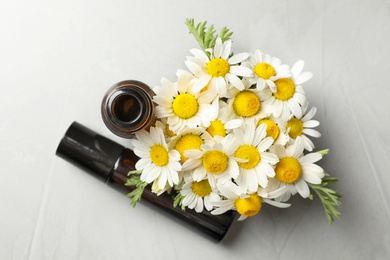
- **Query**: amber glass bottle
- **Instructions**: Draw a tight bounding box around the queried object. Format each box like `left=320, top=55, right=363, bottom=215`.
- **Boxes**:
left=101, top=80, right=156, bottom=138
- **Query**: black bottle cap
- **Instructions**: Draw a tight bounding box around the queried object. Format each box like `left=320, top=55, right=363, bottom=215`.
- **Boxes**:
left=56, top=122, right=125, bottom=182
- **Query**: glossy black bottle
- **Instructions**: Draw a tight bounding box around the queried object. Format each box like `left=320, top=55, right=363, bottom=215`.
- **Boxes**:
left=56, top=122, right=235, bottom=242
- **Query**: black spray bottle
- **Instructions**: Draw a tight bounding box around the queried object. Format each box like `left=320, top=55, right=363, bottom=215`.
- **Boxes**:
left=56, top=80, right=236, bottom=242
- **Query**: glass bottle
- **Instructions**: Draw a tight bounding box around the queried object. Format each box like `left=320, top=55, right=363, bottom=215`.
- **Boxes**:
left=56, top=122, right=236, bottom=242
left=101, top=80, right=156, bottom=138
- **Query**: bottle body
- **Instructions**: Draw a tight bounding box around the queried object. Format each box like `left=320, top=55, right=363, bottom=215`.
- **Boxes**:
left=101, top=80, right=156, bottom=138
left=109, top=148, right=236, bottom=242
left=56, top=122, right=236, bottom=242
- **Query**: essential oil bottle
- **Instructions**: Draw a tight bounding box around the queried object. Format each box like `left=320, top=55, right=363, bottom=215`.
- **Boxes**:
left=101, top=80, right=156, bottom=138
left=56, top=122, right=236, bottom=241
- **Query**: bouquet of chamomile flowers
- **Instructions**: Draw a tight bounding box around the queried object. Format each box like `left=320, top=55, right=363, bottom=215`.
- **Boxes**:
left=126, top=19, right=341, bottom=223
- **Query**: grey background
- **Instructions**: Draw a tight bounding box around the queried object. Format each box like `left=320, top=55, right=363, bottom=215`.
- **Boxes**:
left=1, top=0, right=389, bottom=259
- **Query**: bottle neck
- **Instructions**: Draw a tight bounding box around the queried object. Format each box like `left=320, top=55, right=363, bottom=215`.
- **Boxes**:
left=102, top=80, right=156, bottom=138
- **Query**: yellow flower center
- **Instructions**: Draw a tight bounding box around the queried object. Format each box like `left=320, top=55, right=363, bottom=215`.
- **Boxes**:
left=258, top=119, right=280, bottom=140
left=191, top=179, right=212, bottom=197
left=174, top=134, right=204, bottom=163
left=200, top=82, right=210, bottom=93
left=206, top=120, right=226, bottom=137
left=235, top=145, right=261, bottom=169
left=172, top=93, right=199, bottom=119
left=233, top=91, right=261, bottom=117
left=150, top=145, right=169, bottom=166
left=235, top=194, right=262, bottom=217
left=286, top=118, right=304, bottom=139
left=275, top=157, right=302, bottom=184
left=202, top=150, right=228, bottom=174
left=165, top=124, right=176, bottom=137
left=274, top=78, right=296, bottom=101
left=254, top=62, right=276, bottom=79
left=206, top=58, right=230, bottom=77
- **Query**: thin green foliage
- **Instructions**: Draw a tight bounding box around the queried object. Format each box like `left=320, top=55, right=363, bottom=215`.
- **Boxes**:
left=309, top=175, right=341, bottom=224
left=173, top=192, right=186, bottom=211
left=125, top=171, right=148, bottom=207
left=185, top=18, right=233, bottom=53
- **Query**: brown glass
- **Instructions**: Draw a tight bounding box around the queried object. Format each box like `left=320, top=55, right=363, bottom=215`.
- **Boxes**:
left=56, top=122, right=236, bottom=242
left=109, top=149, right=236, bottom=242
left=102, top=80, right=156, bottom=138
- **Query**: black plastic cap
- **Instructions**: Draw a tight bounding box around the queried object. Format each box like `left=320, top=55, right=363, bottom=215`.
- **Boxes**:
left=56, top=122, right=125, bottom=182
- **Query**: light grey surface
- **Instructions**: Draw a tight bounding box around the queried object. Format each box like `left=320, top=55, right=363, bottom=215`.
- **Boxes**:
left=1, top=0, right=389, bottom=259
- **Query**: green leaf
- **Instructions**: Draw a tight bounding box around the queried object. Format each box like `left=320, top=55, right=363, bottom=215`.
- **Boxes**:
left=317, top=149, right=330, bottom=156
left=173, top=192, right=186, bottom=211
left=125, top=173, right=148, bottom=207
left=308, top=175, right=341, bottom=224
left=185, top=18, right=233, bottom=53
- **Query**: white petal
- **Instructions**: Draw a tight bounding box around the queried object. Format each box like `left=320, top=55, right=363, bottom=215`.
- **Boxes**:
left=302, top=163, right=324, bottom=176
left=287, top=98, right=303, bottom=119
left=302, top=171, right=322, bottom=184
left=295, top=179, right=310, bottom=198
left=263, top=198, right=291, bottom=208
left=182, top=158, right=201, bottom=171
left=256, top=79, right=266, bottom=91
left=226, top=73, right=244, bottom=91
left=260, top=152, right=279, bottom=165
left=229, top=65, right=253, bottom=77
left=294, top=92, right=307, bottom=106
left=295, top=72, right=313, bottom=85
left=257, top=137, right=274, bottom=152
left=158, top=168, right=168, bottom=188
left=221, top=40, right=232, bottom=59
left=289, top=137, right=304, bottom=158
left=211, top=203, right=234, bottom=215
left=303, top=128, right=321, bottom=138
left=303, top=120, right=320, bottom=128
left=217, top=182, right=241, bottom=199
left=185, top=60, right=203, bottom=77
left=224, top=119, right=243, bottom=129
left=195, top=197, right=204, bottom=213
left=213, top=38, right=223, bottom=58
left=228, top=52, right=249, bottom=64
left=193, top=166, right=207, bottom=181
left=302, top=107, right=317, bottom=121
left=192, top=75, right=211, bottom=92
left=303, top=136, right=315, bottom=152
left=135, top=158, right=151, bottom=170
left=214, top=77, right=227, bottom=97
left=291, top=60, right=304, bottom=77
left=299, top=153, right=322, bottom=164
left=227, top=159, right=239, bottom=179
left=273, top=100, right=283, bottom=118
left=190, top=48, right=210, bottom=63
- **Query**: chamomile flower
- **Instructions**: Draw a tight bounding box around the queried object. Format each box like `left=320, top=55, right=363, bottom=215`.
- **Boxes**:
left=243, top=50, right=290, bottom=91
left=206, top=100, right=243, bottom=138
left=153, top=76, right=218, bottom=134
left=256, top=116, right=289, bottom=146
left=263, top=60, right=311, bottom=121
left=168, top=127, right=213, bottom=163
left=182, top=135, right=241, bottom=189
left=132, top=127, right=182, bottom=189
left=233, top=122, right=279, bottom=192
left=185, top=38, right=252, bottom=97
left=223, top=79, right=272, bottom=126
left=272, top=137, right=325, bottom=200
left=180, top=174, right=220, bottom=213
left=211, top=181, right=289, bottom=221
left=155, top=118, right=176, bottom=142
left=279, top=106, right=321, bottom=151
